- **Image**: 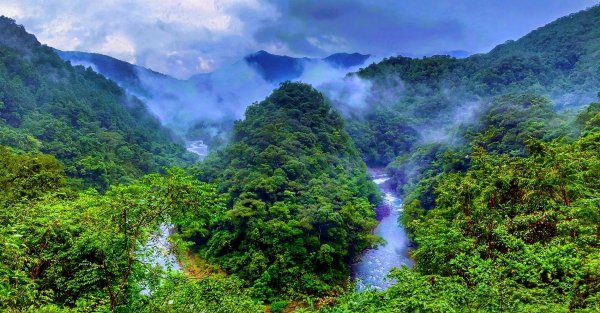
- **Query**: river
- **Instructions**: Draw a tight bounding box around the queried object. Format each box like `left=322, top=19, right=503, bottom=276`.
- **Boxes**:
left=351, top=168, right=413, bottom=290
left=186, top=140, right=208, bottom=160
left=144, top=224, right=181, bottom=271
left=144, top=166, right=412, bottom=292
left=140, top=224, right=181, bottom=295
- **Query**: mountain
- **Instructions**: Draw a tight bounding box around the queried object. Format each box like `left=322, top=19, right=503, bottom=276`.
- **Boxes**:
left=57, top=49, right=372, bottom=146
left=324, top=52, right=372, bottom=68
left=192, top=82, right=379, bottom=300
left=0, top=17, right=194, bottom=189
left=342, top=5, right=600, bottom=166
left=242, top=50, right=370, bottom=82
left=243, top=50, right=309, bottom=82
left=58, top=49, right=371, bottom=90
left=55, top=50, right=180, bottom=96
left=360, top=5, right=600, bottom=107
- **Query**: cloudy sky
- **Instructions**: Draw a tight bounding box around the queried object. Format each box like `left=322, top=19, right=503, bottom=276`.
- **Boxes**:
left=1, top=0, right=597, bottom=78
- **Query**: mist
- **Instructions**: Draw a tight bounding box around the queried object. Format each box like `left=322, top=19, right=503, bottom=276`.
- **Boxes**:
left=120, top=54, right=383, bottom=149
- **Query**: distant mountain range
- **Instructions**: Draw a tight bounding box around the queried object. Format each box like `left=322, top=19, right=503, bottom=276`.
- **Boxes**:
left=54, top=50, right=181, bottom=95
left=237, top=50, right=370, bottom=82
left=58, top=49, right=370, bottom=86
left=56, top=49, right=373, bottom=139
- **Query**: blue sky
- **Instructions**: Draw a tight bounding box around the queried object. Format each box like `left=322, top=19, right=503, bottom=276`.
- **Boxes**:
left=1, top=0, right=597, bottom=78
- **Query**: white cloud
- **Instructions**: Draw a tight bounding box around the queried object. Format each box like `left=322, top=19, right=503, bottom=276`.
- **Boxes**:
left=0, top=0, right=596, bottom=79
left=0, top=0, right=278, bottom=78
left=96, top=33, right=137, bottom=63
left=0, top=3, right=23, bottom=18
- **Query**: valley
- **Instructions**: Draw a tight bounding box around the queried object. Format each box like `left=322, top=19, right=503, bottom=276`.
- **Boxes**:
left=0, top=3, right=599, bottom=312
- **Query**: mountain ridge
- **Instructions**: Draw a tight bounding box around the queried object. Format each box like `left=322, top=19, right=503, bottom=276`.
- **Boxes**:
left=0, top=16, right=194, bottom=189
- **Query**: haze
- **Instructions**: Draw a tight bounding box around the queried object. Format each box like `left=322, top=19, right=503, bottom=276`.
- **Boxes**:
left=1, top=0, right=595, bottom=78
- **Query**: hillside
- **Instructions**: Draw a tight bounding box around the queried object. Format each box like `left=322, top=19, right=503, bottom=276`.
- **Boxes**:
left=55, top=50, right=179, bottom=97
left=342, top=5, right=600, bottom=166
left=0, top=17, right=194, bottom=189
left=57, top=49, right=371, bottom=147
left=186, top=82, right=379, bottom=301
left=318, top=5, right=600, bottom=311
left=360, top=5, right=600, bottom=103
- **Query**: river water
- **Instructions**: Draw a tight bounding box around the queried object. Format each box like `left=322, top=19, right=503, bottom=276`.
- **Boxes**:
left=143, top=166, right=412, bottom=292
left=351, top=168, right=413, bottom=290
left=186, top=140, right=208, bottom=160
left=140, top=224, right=180, bottom=295
left=144, top=224, right=181, bottom=271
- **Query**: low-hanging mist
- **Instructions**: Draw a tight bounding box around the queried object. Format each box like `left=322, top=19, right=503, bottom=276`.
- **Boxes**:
left=60, top=50, right=381, bottom=150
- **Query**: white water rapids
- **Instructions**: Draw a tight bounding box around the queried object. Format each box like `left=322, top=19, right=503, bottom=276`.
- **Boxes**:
left=351, top=169, right=413, bottom=290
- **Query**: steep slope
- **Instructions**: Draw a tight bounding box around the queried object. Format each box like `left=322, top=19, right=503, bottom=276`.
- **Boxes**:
left=317, top=6, right=600, bottom=311
left=55, top=50, right=179, bottom=97
left=57, top=49, right=372, bottom=149
left=360, top=5, right=600, bottom=103
left=185, top=82, right=379, bottom=300
left=0, top=17, right=194, bottom=189
left=344, top=5, right=600, bottom=166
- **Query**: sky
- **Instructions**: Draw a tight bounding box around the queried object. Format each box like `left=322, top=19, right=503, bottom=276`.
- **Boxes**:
left=1, top=0, right=597, bottom=79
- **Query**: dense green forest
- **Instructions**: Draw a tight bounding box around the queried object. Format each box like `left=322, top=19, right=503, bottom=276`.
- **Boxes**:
left=0, top=145, right=263, bottom=311
left=344, top=5, right=600, bottom=166
left=0, top=17, right=194, bottom=190
left=1, top=5, right=600, bottom=313
left=321, top=96, right=600, bottom=312
left=0, top=82, right=379, bottom=311
left=324, top=7, right=600, bottom=310
left=188, top=82, right=379, bottom=301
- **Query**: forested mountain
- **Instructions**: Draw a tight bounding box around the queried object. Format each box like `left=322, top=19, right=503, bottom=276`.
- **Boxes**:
left=360, top=4, right=600, bottom=101
left=344, top=5, right=600, bottom=166
left=55, top=50, right=180, bottom=98
left=186, top=82, right=379, bottom=301
left=320, top=5, right=600, bottom=311
left=0, top=16, right=261, bottom=312
left=0, top=17, right=194, bottom=189
left=324, top=95, right=600, bottom=312
left=1, top=3, right=600, bottom=313
left=57, top=49, right=371, bottom=147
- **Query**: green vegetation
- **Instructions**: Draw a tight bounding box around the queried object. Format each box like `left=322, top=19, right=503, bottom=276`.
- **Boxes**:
left=0, top=146, right=263, bottom=312
left=0, top=17, right=194, bottom=190
left=186, top=82, right=379, bottom=301
left=320, top=102, right=600, bottom=312
left=0, top=17, right=258, bottom=312
left=314, top=6, right=600, bottom=311
left=2, top=5, right=600, bottom=313
left=345, top=5, right=600, bottom=166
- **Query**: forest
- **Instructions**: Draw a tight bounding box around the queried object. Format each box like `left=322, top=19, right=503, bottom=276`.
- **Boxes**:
left=1, top=4, right=600, bottom=313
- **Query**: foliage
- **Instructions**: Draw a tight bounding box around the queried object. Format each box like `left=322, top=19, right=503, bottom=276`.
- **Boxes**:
left=343, top=5, right=600, bottom=166
left=322, top=104, right=600, bottom=312
left=0, top=147, right=228, bottom=311
left=0, top=17, right=194, bottom=190
left=142, top=273, right=263, bottom=313
left=2, top=5, right=600, bottom=313
left=270, top=300, right=289, bottom=313
left=187, top=82, right=380, bottom=300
